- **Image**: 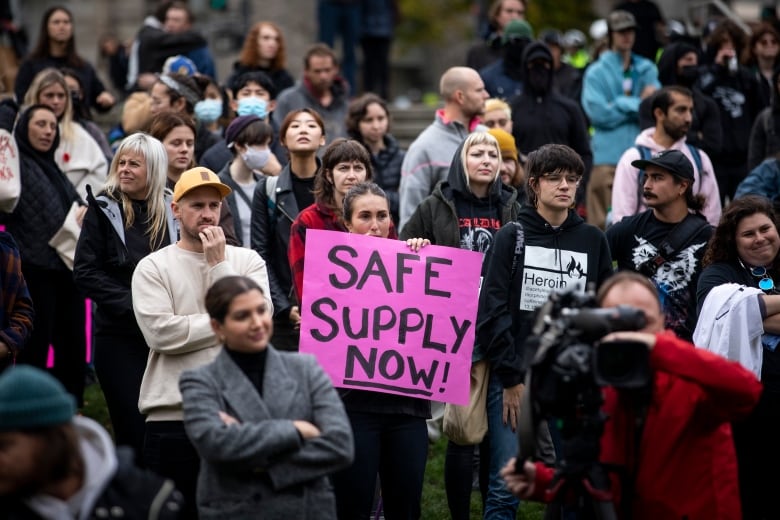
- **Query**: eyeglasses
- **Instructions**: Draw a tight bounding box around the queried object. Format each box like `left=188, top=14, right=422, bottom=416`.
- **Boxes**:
left=484, top=118, right=508, bottom=128
left=750, top=265, right=776, bottom=291
left=540, top=172, right=581, bottom=186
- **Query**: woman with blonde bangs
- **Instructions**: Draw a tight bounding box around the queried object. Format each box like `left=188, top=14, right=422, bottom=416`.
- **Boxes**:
left=24, top=67, right=108, bottom=199
left=227, top=21, right=294, bottom=93
left=401, top=131, right=521, bottom=519
left=74, top=133, right=177, bottom=459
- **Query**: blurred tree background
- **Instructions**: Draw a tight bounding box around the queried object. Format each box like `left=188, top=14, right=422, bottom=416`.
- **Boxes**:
left=396, top=0, right=596, bottom=47
left=526, top=0, right=595, bottom=35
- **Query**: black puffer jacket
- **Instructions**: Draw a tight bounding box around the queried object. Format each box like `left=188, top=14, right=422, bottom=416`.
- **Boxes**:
left=0, top=104, right=82, bottom=271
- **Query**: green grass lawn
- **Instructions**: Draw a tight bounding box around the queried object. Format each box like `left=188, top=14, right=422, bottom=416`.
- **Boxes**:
left=82, top=382, right=545, bottom=519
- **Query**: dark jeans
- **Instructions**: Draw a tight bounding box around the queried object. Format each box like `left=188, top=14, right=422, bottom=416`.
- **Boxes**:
left=445, top=440, right=489, bottom=520
left=333, top=411, right=428, bottom=519
left=144, top=421, right=200, bottom=519
left=734, top=384, right=780, bottom=520
left=317, top=0, right=360, bottom=93
left=18, top=265, right=86, bottom=406
left=94, top=330, right=148, bottom=462
left=361, top=36, right=391, bottom=99
left=271, top=314, right=300, bottom=352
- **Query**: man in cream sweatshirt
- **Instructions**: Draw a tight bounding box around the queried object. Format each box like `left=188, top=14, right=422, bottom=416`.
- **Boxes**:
left=132, top=166, right=271, bottom=517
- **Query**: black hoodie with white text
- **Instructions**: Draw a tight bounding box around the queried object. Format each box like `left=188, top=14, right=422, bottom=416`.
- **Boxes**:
left=477, top=205, right=613, bottom=388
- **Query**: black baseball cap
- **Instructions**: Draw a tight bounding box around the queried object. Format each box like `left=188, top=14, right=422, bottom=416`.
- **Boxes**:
left=631, top=149, right=694, bottom=181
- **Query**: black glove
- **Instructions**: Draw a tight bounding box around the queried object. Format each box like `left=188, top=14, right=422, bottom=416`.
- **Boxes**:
left=0, top=98, right=19, bottom=132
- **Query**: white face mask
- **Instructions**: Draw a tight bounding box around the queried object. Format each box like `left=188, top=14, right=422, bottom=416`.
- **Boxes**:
left=241, top=146, right=271, bottom=171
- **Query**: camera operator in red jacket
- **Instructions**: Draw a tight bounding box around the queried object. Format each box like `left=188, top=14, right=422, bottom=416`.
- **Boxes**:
left=502, top=271, right=762, bottom=519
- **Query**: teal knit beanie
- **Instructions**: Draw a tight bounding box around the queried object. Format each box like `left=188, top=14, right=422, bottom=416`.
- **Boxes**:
left=0, top=366, right=76, bottom=431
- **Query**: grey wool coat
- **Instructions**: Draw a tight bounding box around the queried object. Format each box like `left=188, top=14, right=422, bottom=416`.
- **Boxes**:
left=180, top=346, right=354, bottom=519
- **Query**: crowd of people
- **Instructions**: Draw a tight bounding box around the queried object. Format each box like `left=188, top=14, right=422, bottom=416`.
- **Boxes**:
left=1, top=0, right=780, bottom=518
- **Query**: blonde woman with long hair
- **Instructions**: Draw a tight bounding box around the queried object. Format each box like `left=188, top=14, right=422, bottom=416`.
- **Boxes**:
left=23, top=67, right=108, bottom=199
left=74, top=133, right=177, bottom=459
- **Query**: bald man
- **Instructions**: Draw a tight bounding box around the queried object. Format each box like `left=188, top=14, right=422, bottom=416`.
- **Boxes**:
left=398, top=67, right=490, bottom=229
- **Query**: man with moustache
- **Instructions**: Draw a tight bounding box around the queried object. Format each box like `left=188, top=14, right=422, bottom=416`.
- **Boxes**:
left=607, top=149, right=713, bottom=341
left=611, top=86, right=721, bottom=226
left=131, top=167, right=272, bottom=517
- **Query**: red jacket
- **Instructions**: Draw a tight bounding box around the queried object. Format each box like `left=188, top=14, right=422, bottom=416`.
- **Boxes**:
left=532, top=332, right=762, bottom=519
left=288, top=201, right=397, bottom=303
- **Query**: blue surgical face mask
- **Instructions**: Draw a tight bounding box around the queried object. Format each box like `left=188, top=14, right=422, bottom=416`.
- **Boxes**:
left=237, top=97, right=268, bottom=119
left=194, top=98, right=223, bottom=123
left=241, top=146, right=271, bottom=171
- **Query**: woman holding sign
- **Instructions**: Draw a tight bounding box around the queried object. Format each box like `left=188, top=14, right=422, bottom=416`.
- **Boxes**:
left=179, top=275, right=354, bottom=519
left=318, top=181, right=431, bottom=519
left=401, top=131, right=521, bottom=520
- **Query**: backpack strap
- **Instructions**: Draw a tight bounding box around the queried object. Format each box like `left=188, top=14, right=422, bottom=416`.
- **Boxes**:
left=638, top=213, right=709, bottom=275
left=685, top=143, right=703, bottom=175
left=264, top=175, right=279, bottom=228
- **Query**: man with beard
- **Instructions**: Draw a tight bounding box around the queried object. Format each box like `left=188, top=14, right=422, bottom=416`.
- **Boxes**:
left=607, top=149, right=713, bottom=341
left=399, top=66, right=489, bottom=228
left=509, top=41, right=592, bottom=207
left=611, top=86, right=721, bottom=225
left=639, top=42, right=723, bottom=157
left=131, top=167, right=271, bottom=516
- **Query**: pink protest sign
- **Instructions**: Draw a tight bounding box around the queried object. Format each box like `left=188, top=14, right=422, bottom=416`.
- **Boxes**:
left=299, top=229, right=483, bottom=405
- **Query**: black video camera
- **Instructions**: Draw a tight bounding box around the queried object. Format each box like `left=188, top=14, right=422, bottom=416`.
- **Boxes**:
left=526, top=292, right=651, bottom=417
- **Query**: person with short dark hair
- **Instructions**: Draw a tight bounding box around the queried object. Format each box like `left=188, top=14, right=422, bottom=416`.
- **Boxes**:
left=608, top=149, right=713, bottom=341
left=612, top=85, right=721, bottom=225
left=273, top=43, right=350, bottom=144
left=179, top=276, right=353, bottom=519
left=0, top=365, right=185, bottom=518
left=502, top=271, right=761, bottom=519
left=200, top=70, right=287, bottom=172
left=479, top=143, right=612, bottom=519
left=217, top=115, right=278, bottom=246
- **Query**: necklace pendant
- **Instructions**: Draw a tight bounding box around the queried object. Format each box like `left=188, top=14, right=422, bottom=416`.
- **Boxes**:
left=760, top=278, right=775, bottom=291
